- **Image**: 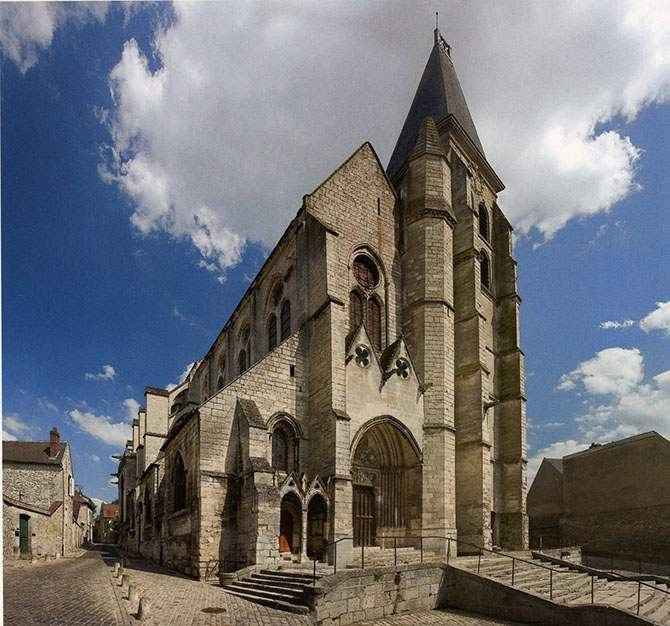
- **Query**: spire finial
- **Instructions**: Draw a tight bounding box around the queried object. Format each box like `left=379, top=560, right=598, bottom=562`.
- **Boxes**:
left=434, top=12, right=440, bottom=45
left=436, top=11, right=439, bottom=30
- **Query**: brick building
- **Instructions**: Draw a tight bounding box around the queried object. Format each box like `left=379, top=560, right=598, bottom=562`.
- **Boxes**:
left=528, top=431, right=670, bottom=562
left=2, top=427, right=85, bottom=559
left=116, top=28, right=528, bottom=578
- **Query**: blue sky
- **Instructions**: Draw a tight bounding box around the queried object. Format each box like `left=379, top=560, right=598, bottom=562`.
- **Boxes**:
left=2, top=2, right=669, bottom=502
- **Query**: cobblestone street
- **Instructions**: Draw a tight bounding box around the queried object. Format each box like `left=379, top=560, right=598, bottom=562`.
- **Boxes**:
left=3, top=546, right=125, bottom=625
left=4, top=548, right=524, bottom=625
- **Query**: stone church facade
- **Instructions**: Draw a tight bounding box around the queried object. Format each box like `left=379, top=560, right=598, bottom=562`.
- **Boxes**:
left=116, top=28, right=528, bottom=578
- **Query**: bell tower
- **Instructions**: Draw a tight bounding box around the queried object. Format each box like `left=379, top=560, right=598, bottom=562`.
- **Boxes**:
left=389, top=27, right=528, bottom=551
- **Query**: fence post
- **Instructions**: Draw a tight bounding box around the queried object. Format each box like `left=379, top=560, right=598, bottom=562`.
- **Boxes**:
left=511, top=558, right=515, bottom=586
left=394, top=537, right=397, bottom=568
left=637, top=580, right=641, bottom=615
left=477, top=548, right=482, bottom=574
left=550, top=569, right=553, bottom=600
left=591, top=575, right=594, bottom=604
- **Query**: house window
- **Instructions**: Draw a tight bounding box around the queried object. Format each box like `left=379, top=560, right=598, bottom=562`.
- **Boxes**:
left=173, top=454, right=187, bottom=512
left=280, top=300, right=291, bottom=341
left=367, top=297, right=382, bottom=351
left=267, top=313, right=278, bottom=351
left=481, top=252, right=491, bottom=290
left=479, top=203, right=490, bottom=241
left=352, top=255, right=379, bottom=290
left=238, top=349, right=247, bottom=375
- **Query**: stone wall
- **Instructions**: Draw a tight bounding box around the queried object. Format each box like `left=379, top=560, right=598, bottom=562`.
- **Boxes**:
left=3, top=501, right=63, bottom=558
left=562, top=433, right=670, bottom=562
left=307, top=562, right=445, bottom=625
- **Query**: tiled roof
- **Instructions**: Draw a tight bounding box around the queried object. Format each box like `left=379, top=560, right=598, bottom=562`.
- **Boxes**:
left=101, top=503, right=120, bottom=519
left=2, top=441, right=65, bottom=466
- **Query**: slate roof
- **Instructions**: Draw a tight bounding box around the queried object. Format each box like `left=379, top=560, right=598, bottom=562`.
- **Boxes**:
left=387, top=30, right=484, bottom=179
left=2, top=440, right=66, bottom=466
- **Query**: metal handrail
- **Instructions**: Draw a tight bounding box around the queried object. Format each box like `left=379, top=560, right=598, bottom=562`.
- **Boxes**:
left=310, top=531, right=669, bottom=615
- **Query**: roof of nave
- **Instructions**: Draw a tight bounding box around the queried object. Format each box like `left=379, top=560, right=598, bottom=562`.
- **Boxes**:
left=2, top=440, right=67, bottom=466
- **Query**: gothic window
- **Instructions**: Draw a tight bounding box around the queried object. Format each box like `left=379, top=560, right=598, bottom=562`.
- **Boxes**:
left=349, top=290, right=363, bottom=332
left=217, top=353, right=226, bottom=390
left=271, top=421, right=298, bottom=473
left=280, top=300, right=291, bottom=341
left=272, top=428, right=289, bottom=472
left=479, top=203, right=490, bottom=241
left=272, top=282, right=283, bottom=307
left=480, top=252, right=491, bottom=290
left=173, top=453, right=187, bottom=512
left=352, top=255, right=379, bottom=290
left=367, top=297, right=382, bottom=351
left=238, top=349, right=247, bottom=375
left=267, top=313, right=278, bottom=351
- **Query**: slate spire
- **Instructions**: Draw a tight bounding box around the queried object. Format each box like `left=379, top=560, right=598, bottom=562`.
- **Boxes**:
left=387, top=27, right=484, bottom=179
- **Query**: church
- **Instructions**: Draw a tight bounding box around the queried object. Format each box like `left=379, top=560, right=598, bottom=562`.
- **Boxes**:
left=116, top=27, right=528, bottom=578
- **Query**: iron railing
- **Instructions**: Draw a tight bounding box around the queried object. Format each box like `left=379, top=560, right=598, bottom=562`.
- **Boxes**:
left=311, top=532, right=669, bottom=615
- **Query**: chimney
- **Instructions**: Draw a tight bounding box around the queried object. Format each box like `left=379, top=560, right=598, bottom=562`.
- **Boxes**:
left=49, top=427, right=61, bottom=457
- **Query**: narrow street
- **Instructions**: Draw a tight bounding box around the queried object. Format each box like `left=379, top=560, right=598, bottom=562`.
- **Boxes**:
left=3, top=545, right=125, bottom=625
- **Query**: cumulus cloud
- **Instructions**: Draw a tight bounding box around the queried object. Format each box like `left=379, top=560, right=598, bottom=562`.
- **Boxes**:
left=0, top=2, right=108, bottom=73
left=555, top=346, right=670, bottom=443
left=95, top=2, right=670, bottom=279
left=2, top=414, right=33, bottom=441
left=557, top=347, right=644, bottom=395
left=69, top=408, right=131, bottom=447
left=640, top=301, right=670, bottom=335
left=599, top=319, right=636, bottom=330
left=85, top=364, right=117, bottom=381
left=123, top=398, right=140, bottom=420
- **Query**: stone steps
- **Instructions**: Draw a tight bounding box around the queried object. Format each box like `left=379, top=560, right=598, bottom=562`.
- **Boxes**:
left=457, top=557, right=670, bottom=624
left=221, top=568, right=317, bottom=614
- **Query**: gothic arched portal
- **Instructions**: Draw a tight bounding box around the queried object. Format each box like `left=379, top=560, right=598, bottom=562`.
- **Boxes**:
left=351, top=418, right=422, bottom=547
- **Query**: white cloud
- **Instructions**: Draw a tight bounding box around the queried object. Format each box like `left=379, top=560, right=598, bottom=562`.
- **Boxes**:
left=556, top=346, right=670, bottom=442
left=165, top=361, right=197, bottom=391
left=122, top=398, right=140, bottom=420
left=69, top=408, right=131, bottom=447
left=599, top=319, right=636, bottom=330
left=2, top=414, right=33, bottom=441
left=85, top=364, right=117, bottom=381
left=557, top=347, right=644, bottom=395
left=96, top=2, right=670, bottom=279
left=0, top=2, right=108, bottom=73
left=640, top=301, right=670, bottom=336
left=90, top=454, right=101, bottom=463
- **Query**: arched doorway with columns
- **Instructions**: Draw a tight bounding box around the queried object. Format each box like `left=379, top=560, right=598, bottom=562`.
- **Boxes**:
left=351, top=417, right=422, bottom=547
left=278, top=492, right=302, bottom=557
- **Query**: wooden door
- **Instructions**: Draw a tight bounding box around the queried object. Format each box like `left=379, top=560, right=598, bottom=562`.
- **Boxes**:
left=353, top=486, right=376, bottom=547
